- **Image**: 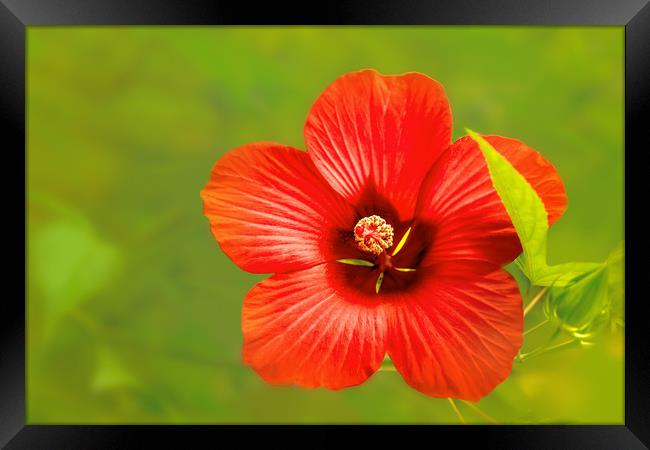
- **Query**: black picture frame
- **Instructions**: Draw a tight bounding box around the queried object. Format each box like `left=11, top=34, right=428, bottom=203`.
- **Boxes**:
left=2, top=0, right=648, bottom=448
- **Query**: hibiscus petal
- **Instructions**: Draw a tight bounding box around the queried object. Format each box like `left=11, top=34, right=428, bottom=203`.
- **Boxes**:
left=201, top=143, right=355, bottom=274
left=415, top=136, right=522, bottom=267
left=242, top=264, right=387, bottom=389
left=305, top=69, right=452, bottom=221
left=385, top=262, right=523, bottom=401
left=484, top=135, right=568, bottom=225
left=415, top=134, right=567, bottom=267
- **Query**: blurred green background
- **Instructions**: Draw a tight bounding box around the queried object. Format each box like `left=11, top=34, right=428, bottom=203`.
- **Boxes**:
left=27, top=27, right=624, bottom=423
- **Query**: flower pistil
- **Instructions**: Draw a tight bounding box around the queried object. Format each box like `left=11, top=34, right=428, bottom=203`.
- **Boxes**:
left=354, top=215, right=394, bottom=255
left=340, top=217, right=416, bottom=294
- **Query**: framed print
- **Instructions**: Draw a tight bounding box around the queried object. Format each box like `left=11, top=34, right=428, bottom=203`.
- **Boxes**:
left=2, top=0, right=649, bottom=448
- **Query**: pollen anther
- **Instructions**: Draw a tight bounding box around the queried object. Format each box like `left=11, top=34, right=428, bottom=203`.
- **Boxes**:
left=354, top=215, right=394, bottom=255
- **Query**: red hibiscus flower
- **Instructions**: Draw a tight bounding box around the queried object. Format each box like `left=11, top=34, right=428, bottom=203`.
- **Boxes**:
left=200, top=69, right=566, bottom=401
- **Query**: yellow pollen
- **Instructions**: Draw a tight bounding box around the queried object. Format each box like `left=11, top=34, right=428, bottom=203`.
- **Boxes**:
left=354, top=215, right=394, bottom=256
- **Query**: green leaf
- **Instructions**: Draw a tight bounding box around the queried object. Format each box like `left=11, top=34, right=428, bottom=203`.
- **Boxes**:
left=468, top=129, right=606, bottom=289
left=467, top=129, right=549, bottom=281
left=505, top=261, right=531, bottom=297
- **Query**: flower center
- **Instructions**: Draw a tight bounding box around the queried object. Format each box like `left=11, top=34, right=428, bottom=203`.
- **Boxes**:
left=338, top=224, right=416, bottom=295
left=354, top=215, right=394, bottom=256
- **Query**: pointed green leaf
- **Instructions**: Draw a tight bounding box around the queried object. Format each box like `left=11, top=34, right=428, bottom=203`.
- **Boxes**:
left=467, top=129, right=548, bottom=281
left=468, top=129, right=605, bottom=289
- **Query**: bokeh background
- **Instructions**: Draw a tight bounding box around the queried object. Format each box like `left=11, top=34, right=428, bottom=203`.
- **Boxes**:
left=27, top=27, right=624, bottom=423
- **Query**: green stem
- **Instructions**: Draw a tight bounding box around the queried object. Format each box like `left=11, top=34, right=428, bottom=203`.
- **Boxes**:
left=518, top=338, right=579, bottom=362
left=523, top=286, right=548, bottom=317
left=523, top=318, right=550, bottom=336
left=447, top=398, right=466, bottom=424
left=461, top=400, right=498, bottom=424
